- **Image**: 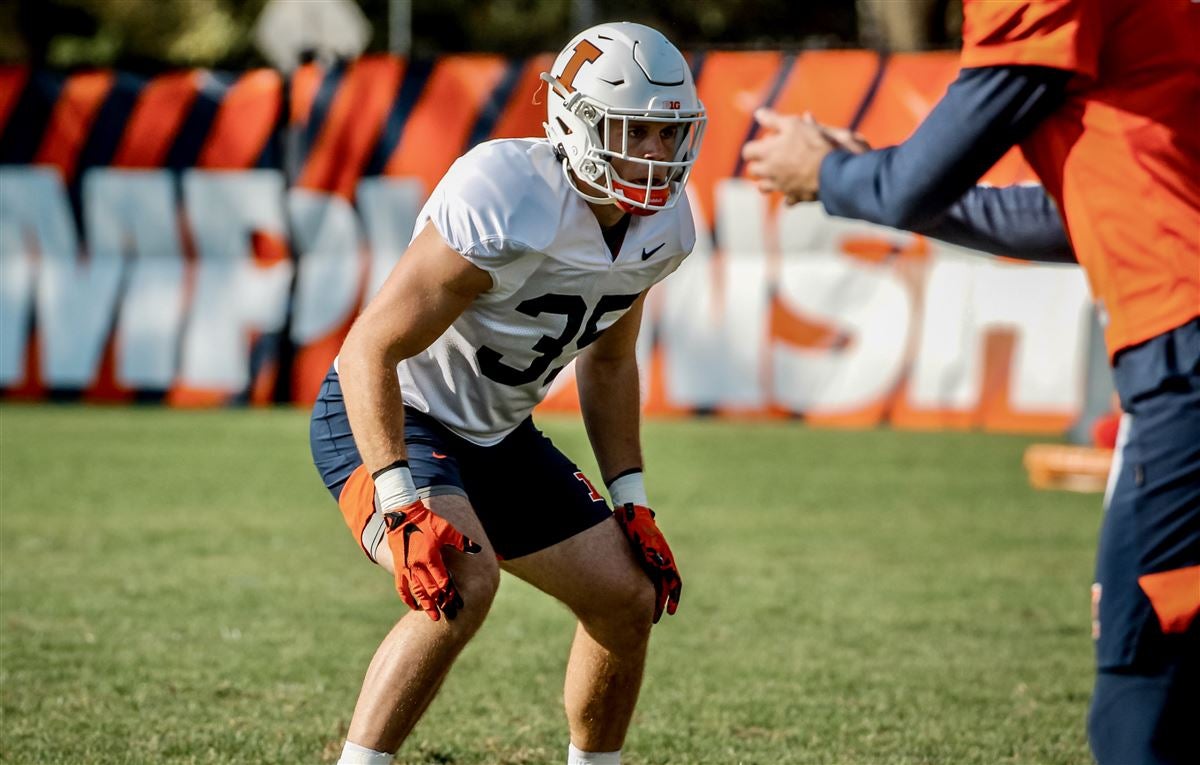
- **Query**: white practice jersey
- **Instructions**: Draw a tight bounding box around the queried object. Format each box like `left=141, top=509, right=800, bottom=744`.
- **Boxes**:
left=398, top=138, right=696, bottom=445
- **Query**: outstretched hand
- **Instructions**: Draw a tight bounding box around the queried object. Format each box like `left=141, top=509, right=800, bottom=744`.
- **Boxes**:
left=383, top=501, right=482, bottom=621
left=816, top=123, right=871, bottom=155
left=742, top=109, right=871, bottom=205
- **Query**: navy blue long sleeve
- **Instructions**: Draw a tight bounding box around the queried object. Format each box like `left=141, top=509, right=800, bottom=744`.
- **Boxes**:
left=818, top=65, right=1075, bottom=261
left=917, top=184, right=1075, bottom=262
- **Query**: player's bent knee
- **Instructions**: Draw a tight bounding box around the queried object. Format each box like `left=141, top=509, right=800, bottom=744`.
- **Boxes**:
left=403, top=558, right=498, bottom=641
left=623, top=575, right=658, bottom=627
left=578, top=573, right=656, bottom=644
left=376, top=530, right=500, bottom=628
left=451, top=553, right=501, bottom=618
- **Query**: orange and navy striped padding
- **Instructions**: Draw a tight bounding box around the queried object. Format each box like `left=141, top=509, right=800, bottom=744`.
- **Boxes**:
left=0, top=53, right=1043, bottom=431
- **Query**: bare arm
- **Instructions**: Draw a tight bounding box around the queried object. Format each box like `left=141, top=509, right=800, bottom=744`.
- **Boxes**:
left=576, top=291, right=648, bottom=485
left=338, top=223, right=493, bottom=475
left=579, top=290, right=683, bottom=622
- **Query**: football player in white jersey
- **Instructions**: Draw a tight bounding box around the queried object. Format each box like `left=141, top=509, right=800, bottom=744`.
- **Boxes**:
left=309, top=21, right=706, bottom=765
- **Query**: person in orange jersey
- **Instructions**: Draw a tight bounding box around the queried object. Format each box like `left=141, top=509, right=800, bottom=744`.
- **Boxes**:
left=743, top=1, right=1198, bottom=763
left=310, top=21, right=704, bottom=765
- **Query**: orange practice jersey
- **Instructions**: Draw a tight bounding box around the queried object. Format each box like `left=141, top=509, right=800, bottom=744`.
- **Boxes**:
left=962, top=0, right=1200, bottom=357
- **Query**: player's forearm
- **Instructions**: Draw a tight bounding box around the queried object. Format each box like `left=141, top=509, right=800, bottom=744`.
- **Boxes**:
left=337, top=324, right=409, bottom=474
left=819, top=65, right=1071, bottom=231
left=576, top=353, right=644, bottom=484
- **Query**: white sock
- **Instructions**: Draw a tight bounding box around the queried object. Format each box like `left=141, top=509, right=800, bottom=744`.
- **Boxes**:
left=567, top=743, right=620, bottom=765
left=338, top=740, right=394, bottom=764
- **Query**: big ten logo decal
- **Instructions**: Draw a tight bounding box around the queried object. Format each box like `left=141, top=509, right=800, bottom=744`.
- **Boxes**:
left=558, top=40, right=603, bottom=93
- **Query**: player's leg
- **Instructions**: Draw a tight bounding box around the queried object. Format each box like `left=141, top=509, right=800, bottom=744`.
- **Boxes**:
left=1087, top=324, right=1200, bottom=765
left=456, top=419, right=656, bottom=757
left=310, top=369, right=501, bottom=759
left=502, top=517, right=656, bottom=754
left=345, top=493, right=500, bottom=753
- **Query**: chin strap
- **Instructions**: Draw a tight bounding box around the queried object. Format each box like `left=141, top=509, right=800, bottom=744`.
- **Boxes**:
left=613, top=181, right=668, bottom=215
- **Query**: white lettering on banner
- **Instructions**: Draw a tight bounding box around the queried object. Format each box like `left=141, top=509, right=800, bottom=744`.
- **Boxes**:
left=0, top=168, right=59, bottom=386
left=660, top=182, right=769, bottom=409
left=288, top=179, right=423, bottom=351
left=85, top=170, right=187, bottom=389
left=0, top=169, right=1093, bottom=426
left=357, top=177, right=424, bottom=301
left=908, top=250, right=1091, bottom=414
left=180, top=170, right=292, bottom=390
left=0, top=167, right=126, bottom=388
left=288, top=189, right=363, bottom=345
left=772, top=205, right=912, bottom=414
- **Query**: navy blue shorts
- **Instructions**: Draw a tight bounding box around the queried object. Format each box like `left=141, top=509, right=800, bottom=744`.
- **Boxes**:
left=309, top=367, right=612, bottom=560
left=1087, top=318, right=1200, bottom=764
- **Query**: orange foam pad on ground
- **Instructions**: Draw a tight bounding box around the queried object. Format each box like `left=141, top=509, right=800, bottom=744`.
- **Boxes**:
left=1023, top=444, right=1114, bottom=493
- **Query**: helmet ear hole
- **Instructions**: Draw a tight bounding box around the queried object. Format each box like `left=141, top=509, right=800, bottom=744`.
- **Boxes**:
left=556, top=117, right=573, bottom=135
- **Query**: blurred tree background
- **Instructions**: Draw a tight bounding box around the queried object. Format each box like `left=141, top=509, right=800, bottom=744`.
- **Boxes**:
left=1, top=0, right=961, bottom=70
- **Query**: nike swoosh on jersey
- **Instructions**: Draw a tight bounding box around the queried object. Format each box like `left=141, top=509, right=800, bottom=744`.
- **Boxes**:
left=641, top=243, right=666, bottom=260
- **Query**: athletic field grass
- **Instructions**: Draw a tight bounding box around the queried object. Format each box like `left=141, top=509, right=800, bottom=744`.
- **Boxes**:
left=0, top=404, right=1098, bottom=764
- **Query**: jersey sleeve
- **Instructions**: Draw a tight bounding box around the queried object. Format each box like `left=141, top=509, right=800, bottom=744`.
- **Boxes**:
left=913, top=184, right=1075, bottom=263
left=421, top=145, right=548, bottom=290
left=818, top=65, right=1070, bottom=232
left=961, top=0, right=1102, bottom=78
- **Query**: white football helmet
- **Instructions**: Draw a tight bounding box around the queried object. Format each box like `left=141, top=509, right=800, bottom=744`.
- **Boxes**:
left=542, top=22, right=706, bottom=215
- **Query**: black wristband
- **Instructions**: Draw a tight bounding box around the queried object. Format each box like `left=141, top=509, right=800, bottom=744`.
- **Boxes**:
left=370, top=459, right=409, bottom=481
left=605, top=466, right=643, bottom=488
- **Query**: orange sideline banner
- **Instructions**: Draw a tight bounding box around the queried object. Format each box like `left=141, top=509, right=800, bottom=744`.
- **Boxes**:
left=0, top=53, right=1092, bottom=432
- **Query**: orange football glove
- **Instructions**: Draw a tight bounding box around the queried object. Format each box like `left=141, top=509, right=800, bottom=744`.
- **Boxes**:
left=614, top=503, right=682, bottom=623
left=383, top=501, right=481, bottom=621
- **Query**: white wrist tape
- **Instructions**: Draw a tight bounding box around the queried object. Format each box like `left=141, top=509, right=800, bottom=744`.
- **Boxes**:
left=608, top=470, right=647, bottom=507
left=373, top=465, right=418, bottom=511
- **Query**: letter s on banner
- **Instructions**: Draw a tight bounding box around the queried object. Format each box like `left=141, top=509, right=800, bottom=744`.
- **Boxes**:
left=771, top=205, right=912, bottom=421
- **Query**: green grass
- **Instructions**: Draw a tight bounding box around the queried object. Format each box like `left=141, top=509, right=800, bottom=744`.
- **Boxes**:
left=0, top=405, right=1098, bottom=764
